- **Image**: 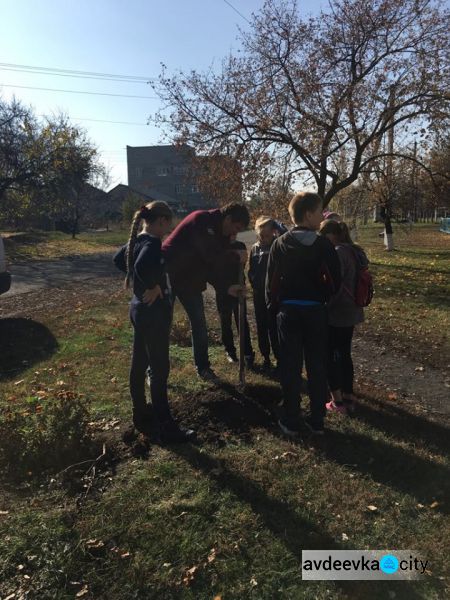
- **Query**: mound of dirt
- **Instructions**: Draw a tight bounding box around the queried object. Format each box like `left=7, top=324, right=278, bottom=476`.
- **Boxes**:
left=171, top=383, right=279, bottom=445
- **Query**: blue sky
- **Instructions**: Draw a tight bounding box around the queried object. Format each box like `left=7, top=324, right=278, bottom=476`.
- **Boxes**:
left=0, top=0, right=321, bottom=188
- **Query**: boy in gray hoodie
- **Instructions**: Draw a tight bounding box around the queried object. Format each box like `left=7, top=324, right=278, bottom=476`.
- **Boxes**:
left=266, top=192, right=341, bottom=435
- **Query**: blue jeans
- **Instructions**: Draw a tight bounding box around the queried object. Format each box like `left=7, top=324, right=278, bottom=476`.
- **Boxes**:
left=175, top=290, right=210, bottom=373
left=129, top=299, right=173, bottom=424
left=277, top=305, right=328, bottom=428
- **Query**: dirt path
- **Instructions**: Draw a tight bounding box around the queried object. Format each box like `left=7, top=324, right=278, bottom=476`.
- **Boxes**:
left=3, top=252, right=118, bottom=297
left=352, top=335, right=449, bottom=415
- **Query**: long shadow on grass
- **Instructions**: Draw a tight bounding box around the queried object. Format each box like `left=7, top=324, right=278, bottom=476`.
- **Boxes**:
left=0, top=318, right=58, bottom=380
left=179, top=380, right=450, bottom=514
left=314, top=428, right=450, bottom=515
left=355, top=396, right=450, bottom=457
left=171, top=444, right=432, bottom=600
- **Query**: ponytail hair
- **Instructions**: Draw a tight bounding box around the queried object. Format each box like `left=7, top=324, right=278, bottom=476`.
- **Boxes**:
left=319, top=220, right=354, bottom=245
left=125, top=201, right=173, bottom=288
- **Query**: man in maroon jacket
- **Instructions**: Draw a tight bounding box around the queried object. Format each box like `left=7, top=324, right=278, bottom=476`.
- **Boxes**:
left=162, top=203, right=250, bottom=380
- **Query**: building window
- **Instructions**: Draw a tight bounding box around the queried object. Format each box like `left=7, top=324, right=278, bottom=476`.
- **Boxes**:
left=134, top=167, right=143, bottom=178
left=191, top=184, right=199, bottom=193
left=174, top=166, right=188, bottom=176
left=175, top=184, right=184, bottom=194
left=156, top=166, right=170, bottom=176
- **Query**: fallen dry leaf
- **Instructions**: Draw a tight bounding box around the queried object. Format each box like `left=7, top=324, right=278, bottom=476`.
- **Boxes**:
left=85, top=539, right=105, bottom=549
left=430, top=501, right=440, bottom=509
left=76, top=585, right=89, bottom=598
left=182, top=565, right=199, bottom=586
left=207, top=548, right=217, bottom=563
left=367, top=505, right=378, bottom=512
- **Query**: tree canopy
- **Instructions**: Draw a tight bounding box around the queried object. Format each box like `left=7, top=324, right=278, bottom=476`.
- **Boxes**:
left=0, top=98, right=107, bottom=229
left=154, top=0, right=450, bottom=206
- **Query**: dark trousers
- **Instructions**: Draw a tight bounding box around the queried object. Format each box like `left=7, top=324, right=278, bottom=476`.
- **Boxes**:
left=174, top=290, right=209, bottom=373
left=216, top=293, right=253, bottom=357
left=277, top=305, right=328, bottom=428
left=253, top=291, right=279, bottom=361
left=328, top=325, right=355, bottom=395
left=129, top=300, right=173, bottom=424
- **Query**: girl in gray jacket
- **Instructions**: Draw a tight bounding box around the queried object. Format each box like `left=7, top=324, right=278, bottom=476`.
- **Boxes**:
left=319, top=220, right=369, bottom=414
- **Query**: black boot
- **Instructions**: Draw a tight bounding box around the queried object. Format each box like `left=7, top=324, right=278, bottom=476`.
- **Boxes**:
left=158, top=420, right=196, bottom=444
left=132, top=404, right=153, bottom=435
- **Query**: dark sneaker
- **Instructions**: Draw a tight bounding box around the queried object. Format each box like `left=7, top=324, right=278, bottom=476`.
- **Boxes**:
left=278, top=418, right=300, bottom=437
left=198, top=367, right=219, bottom=382
left=244, top=354, right=255, bottom=369
left=122, top=424, right=139, bottom=444
left=304, top=417, right=325, bottom=436
left=132, top=405, right=153, bottom=434
left=272, top=364, right=280, bottom=378
left=226, top=351, right=238, bottom=363
left=159, top=422, right=196, bottom=444
left=343, top=401, right=356, bottom=415
left=262, top=358, right=272, bottom=372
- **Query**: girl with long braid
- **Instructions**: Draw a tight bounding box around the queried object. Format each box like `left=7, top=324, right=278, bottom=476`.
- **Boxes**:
left=114, top=202, right=195, bottom=443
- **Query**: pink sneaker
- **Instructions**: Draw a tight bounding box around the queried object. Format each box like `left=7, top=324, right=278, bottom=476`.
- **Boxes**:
left=326, top=400, right=347, bottom=414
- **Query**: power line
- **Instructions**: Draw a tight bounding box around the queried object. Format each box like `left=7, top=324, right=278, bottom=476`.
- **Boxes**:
left=0, top=62, right=154, bottom=82
left=0, top=66, right=151, bottom=84
left=37, top=114, right=149, bottom=126
left=1, top=83, right=157, bottom=99
left=223, top=0, right=251, bottom=24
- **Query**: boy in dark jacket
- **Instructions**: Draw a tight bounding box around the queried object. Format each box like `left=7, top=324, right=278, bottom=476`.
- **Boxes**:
left=248, top=217, right=280, bottom=370
left=215, top=236, right=254, bottom=366
left=266, top=192, right=341, bottom=436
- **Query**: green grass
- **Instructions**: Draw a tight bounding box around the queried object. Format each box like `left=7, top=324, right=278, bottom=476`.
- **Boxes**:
left=0, top=224, right=449, bottom=599
left=356, top=225, right=450, bottom=368
left=0, top=292, right=448, bottom=600
left=2, top=229, right=129, bottom=262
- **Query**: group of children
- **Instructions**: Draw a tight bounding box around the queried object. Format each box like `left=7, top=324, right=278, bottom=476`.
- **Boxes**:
left=114, top=191, right=369, bottom=442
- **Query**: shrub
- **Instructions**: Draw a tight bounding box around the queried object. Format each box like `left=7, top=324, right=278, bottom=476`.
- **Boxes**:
left=0, top=391, right=97, bottom=481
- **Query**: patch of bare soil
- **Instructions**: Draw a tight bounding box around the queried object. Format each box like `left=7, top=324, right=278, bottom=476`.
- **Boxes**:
left=171, top=385, right=277, bottom=445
